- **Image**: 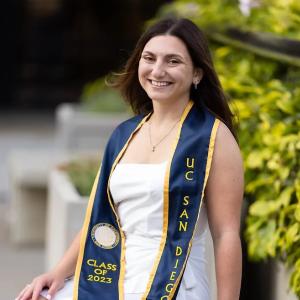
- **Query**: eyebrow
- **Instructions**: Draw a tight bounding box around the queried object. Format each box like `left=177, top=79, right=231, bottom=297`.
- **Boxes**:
left=142, top=51, right=184, bottom=60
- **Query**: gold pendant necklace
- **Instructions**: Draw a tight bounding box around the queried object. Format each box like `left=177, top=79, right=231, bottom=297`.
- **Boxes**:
left=148, top=118, right=180, bottom=152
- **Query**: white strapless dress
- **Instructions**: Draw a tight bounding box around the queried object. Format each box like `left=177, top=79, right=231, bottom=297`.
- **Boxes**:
left=42, top=162, right=214, bottom=300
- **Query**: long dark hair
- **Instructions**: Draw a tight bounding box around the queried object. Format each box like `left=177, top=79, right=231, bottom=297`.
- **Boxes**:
left=111, top=17, right=237, bottom=140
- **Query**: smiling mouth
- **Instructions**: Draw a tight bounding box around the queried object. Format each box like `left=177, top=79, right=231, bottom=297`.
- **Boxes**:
left=148, top=79, right=172, bottom=87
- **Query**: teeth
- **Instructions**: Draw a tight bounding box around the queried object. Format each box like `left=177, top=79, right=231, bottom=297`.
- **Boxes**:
left=150, top=80, right=170, bottom=87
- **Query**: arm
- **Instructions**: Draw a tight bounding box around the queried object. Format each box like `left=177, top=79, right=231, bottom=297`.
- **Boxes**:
left=205, top=122, right=244, bottom=300
left=17, top=229, right=81, bottom=300
left=51, top=228, right=82, bottom=279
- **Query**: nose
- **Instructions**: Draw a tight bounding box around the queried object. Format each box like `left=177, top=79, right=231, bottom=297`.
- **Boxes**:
left=151, top=60, right=166, bottom=78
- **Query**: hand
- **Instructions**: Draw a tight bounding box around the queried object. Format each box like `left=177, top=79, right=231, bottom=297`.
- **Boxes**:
left=15, top=271, right=66, bottom=300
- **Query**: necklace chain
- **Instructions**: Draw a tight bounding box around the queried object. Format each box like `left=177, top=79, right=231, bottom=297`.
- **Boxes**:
left=148, top=118, right=180, bottom=152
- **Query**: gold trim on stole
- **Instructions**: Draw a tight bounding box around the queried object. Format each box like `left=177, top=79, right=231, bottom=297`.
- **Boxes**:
left=141, top=101, right=194, bottom=300
left=73, top=167, right=101, bottom=300
left=168, top=118, right=220, bottom=299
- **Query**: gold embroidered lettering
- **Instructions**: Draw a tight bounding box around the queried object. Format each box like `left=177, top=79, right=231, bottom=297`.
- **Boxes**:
left=176, top=246, right=183, bottom=256
left=160, top=158, right=196, bottom=298
left=174, top=259, right=179, bottom=268
left=186, top=157, right=195, bottom=168
left=165, top=283, right=174, bottom=293
left=87, top=259, right=96, bottom=267
left=170, top=271, right=176, bottom=281
left=185, top=170, right=194, bottom=181
left=85, top=259, right=118, bottom=285
left=99, top=262, right=106, bottom=268
left=179, top=209, right=189, bottom=219
left=94, top=268, right=108, bottom=275
left=183, top=196, right=189, bottom=206
left=107, top=264, right=117, bottom=271
left=161, top=247, right=183, bottom=297
left=179, top=221, right=188, bottom=232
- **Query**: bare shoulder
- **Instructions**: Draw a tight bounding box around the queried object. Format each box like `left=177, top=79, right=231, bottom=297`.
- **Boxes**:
left=213, top=121, right=243, bottom=170
left=205, top=120, right=244, bottom=202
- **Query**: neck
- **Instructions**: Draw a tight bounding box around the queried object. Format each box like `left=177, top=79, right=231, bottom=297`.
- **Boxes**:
left=150, top=97, right=190, bottom=127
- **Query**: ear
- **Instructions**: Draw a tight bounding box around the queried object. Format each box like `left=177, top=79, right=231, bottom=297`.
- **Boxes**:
left=193, top=68, right=203, bottom=83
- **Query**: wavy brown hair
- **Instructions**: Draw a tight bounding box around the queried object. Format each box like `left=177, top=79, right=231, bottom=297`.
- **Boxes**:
left=111, top=17, right=237, bottom=140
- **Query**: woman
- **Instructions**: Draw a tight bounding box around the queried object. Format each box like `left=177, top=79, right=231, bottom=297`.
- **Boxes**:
left=16, top=17, right=244, bottom=300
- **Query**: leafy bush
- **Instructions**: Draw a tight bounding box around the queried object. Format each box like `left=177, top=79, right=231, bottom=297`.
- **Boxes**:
left=59, top=158, right=100, bottom=197
left=156, top=0, right=300, bottom=296
left=216, top=46, right=300, bottom=296
left=156, top=0, right=300, bottom=39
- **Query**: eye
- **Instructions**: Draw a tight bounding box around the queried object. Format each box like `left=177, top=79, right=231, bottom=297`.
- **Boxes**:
left=142, top=55, right=154, bottom=62
left=168, top=59, right=180, bottom=65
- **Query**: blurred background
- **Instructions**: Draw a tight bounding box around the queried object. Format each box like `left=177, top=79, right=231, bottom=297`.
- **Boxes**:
left=0, top=0, right=299, bottom=299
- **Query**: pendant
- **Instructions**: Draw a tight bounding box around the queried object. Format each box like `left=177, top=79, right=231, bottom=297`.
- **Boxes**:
left=152, top=146, right=156, bottom=152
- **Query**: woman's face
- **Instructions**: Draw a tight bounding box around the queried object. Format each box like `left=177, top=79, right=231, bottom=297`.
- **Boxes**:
left=138, top=35, right=198, bottom=104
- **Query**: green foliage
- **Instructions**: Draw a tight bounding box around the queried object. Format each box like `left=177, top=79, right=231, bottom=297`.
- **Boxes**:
left=157, top=0, right=300, bottom=296
left=157, top=0, right=300, bottom=39
left=240, top=0, right=300, bottom=38
left=80, top=78, right=128, bottom=113
left=214, top=48, right=300, bottom=290
left=62, top=158, right=100, bottom=197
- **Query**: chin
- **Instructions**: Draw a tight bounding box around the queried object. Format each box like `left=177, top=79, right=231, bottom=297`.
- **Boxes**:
left=148, top=93, right=173, bottom=103
left=145, top=89, right=173, bottom=102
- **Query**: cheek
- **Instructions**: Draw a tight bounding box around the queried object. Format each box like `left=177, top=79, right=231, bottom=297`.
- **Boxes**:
left=173, top=69, right=193, bottom=86
left=182, top=69, right=194, bottom=87
left=138, top=62, right=147, bottom=84
left=137, top=69, right=143, bottom=88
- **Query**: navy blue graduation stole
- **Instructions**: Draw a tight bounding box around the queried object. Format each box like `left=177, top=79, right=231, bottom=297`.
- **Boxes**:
left=73, top=101, right=219, bottom=299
